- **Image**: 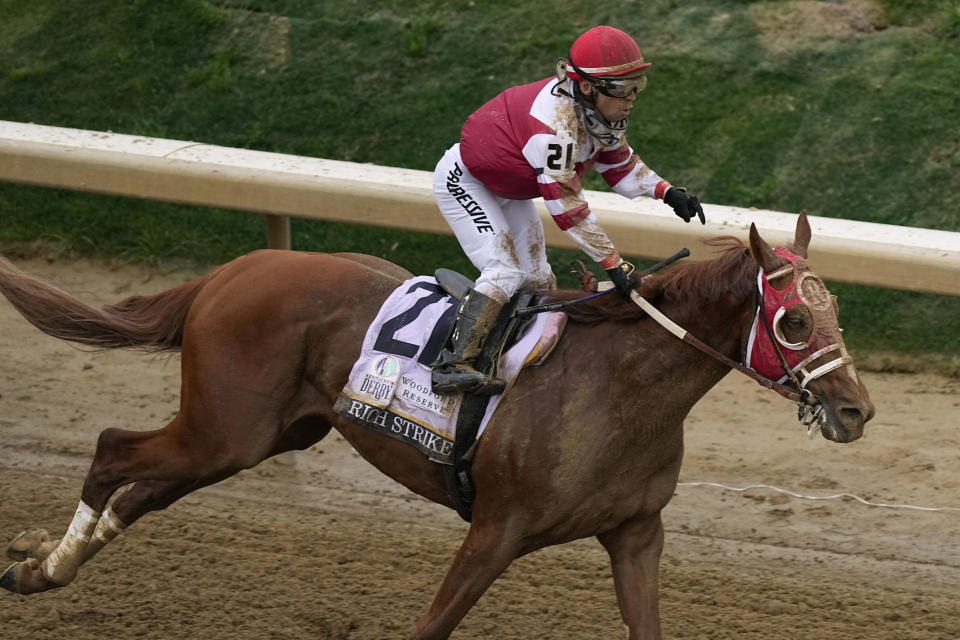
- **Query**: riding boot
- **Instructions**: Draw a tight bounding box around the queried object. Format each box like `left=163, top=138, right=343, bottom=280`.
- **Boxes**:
left=431, top=289, right=507, bottom=396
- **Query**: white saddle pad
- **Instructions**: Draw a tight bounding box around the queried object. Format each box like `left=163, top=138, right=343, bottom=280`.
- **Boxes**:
left=333, top=276, right=565, bottom=464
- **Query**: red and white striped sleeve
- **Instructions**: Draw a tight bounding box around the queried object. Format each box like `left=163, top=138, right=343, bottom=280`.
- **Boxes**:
left=595, top=138, right=671, bottom=200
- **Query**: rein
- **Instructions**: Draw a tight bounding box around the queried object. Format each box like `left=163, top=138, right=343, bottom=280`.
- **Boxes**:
left=627, top=289, right=803, bottom=402
left=519, top=247, right=845, bottom=430
left=517, top=249, right=694, bottom=318
left=628, top=285, right=833, bottom=432
left=628, top=255, right=854, bottom=431
left=515, top=288, right=614, bottom=317
left=520, top=271, right=805, bottom=401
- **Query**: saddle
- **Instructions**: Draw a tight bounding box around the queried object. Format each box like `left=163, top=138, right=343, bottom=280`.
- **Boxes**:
left=433, top=268, right=537, bottom=523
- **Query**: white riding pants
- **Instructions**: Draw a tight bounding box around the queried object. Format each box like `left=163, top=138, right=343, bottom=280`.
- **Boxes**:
left=433, top=143, right=555, bottom=303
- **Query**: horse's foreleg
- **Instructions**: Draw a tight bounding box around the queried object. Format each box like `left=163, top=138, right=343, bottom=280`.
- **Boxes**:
left=408, top=522, right=521, bottom=640
left=597, top=512, right=666, bottom=640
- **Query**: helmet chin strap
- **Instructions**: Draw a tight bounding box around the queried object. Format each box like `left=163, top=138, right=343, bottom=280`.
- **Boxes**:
left=575, top=102, right=627, bottom=146
left=554, top=61, right=628, bottom=146
left=571, top=79, right=597, bottom=108
left=554, top=59, right=629, bottom=147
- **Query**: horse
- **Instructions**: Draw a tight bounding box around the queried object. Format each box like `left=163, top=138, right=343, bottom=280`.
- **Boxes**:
left=0, top=212, right=873, bottom=639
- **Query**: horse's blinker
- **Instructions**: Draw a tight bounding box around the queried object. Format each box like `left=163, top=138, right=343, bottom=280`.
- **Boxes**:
left=745, top=247, right=853, bottom=391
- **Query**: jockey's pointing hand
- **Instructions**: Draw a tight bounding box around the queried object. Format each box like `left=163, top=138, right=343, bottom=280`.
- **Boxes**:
left=664, top=187, right=705, bottom=225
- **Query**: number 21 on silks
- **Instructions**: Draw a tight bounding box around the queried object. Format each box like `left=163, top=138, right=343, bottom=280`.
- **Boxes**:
left=544, top=135, right=575, bottom=176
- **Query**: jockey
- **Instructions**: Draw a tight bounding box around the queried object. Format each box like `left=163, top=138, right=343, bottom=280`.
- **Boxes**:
left=431, top=25, right=705, bottom=396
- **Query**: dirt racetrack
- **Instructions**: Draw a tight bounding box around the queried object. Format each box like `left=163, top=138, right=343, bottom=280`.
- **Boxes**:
left=1, top=255, right=958, bottom=640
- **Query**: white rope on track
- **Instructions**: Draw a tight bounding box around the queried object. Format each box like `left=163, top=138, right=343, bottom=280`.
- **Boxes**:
left=677, top=481, right=960, bottom=513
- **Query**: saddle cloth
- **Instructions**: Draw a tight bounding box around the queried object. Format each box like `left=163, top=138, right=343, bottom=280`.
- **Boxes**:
left=333, top=276, right=565, bottom=464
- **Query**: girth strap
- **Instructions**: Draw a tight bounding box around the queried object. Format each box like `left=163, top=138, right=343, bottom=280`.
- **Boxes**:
left=442, top=291, right=536, bottom=523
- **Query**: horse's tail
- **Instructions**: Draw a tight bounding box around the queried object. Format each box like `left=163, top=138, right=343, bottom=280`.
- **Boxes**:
left=0, top=254, right=220, bottom=352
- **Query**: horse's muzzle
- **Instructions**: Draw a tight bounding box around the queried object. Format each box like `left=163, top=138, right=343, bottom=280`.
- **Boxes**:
left=820, top=402, right=874, bottom=443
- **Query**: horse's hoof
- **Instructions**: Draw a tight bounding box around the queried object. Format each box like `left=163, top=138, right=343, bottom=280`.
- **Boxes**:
left=0, top=561, right=24, bottom=593
left=0, top=559, right=59, bottom=595
left=0, top=562, right=20, bottom=593
left=6, top=530, right=51, bottom=562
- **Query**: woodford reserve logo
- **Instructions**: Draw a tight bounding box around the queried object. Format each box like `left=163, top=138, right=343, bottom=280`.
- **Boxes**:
left=396, top=374, right=457, bottom=418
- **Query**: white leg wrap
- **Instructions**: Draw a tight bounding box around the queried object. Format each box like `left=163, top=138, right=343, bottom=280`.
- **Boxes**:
left=41, top=501, right=100, bottom=585
left=82, top=506, right=128, bottom=562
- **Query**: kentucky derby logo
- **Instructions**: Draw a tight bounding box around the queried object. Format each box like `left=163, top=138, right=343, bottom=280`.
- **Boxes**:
left=373, top=355, right=399, bottom=379
left=358, top=356, right=400, bottom=403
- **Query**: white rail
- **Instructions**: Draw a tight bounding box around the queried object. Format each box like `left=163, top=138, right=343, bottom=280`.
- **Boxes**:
left=0, top=120, right=957, bottom=296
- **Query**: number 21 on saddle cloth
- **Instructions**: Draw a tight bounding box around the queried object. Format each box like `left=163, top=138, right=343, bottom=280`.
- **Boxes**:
left=333, top=276, right=566, bottom=465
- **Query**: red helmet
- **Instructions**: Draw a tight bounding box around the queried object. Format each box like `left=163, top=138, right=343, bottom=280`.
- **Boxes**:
left=566, top=26, right=651, bottom=81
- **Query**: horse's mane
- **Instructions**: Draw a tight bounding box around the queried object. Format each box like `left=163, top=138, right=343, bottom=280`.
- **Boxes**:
left=548, top=237, right=757, bottom=324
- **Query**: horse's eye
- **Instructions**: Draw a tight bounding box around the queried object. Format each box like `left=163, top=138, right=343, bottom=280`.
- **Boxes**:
left=784, top=316, right=806, bottom=329
left=772, top=305, right=813, bottom=350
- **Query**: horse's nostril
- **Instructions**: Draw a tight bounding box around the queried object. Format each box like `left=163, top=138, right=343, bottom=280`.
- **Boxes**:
left=840, top=406, right=866, bottom=426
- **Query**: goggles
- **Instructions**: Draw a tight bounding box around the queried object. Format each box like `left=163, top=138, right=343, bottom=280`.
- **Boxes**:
left=560, top=58, right=648, bottom=99
left=593, top=74, right=647, bottom=98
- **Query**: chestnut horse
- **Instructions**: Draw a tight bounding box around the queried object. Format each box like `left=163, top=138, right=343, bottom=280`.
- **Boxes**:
left=0, top=213, right=873, bottom=639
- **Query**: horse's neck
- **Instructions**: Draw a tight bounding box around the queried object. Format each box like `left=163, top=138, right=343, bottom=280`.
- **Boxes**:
left=661, top=285, right=755, bottom=362
left=615, top=278, right=757, bottom=415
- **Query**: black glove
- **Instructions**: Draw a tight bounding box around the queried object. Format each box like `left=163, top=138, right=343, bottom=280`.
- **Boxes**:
left=605, top=261, right=638, bottom=297
left=664, top=187, right=705, bottom=225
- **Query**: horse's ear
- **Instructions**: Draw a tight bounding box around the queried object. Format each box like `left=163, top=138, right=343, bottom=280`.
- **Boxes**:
left=794, top=210, right=811, bottom=258
left=748, top=223, right=784, bottom=273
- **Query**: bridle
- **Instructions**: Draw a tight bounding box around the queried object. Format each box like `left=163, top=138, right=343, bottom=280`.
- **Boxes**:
left=627, top=248, right=853, bottom=434
left=747, top=249, right=853, bottom=380
left=521, top=247, right=854, bottom=433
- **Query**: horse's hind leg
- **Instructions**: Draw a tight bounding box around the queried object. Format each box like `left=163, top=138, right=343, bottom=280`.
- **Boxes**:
left=77, top=474, right=234, bottom=565
left=78, top=419, right=331, bottom=565
left=2, top=416, right=332, bottom=594
left=76, top=417, right=332, bottom=565
left=2, top=420, right=200, bottom=594
left=5, top=530, right=58, bottom=563
left=3, top=411, right=254, bottom=593
left=6, top=476, right=237, bottom=570
left=2, top=430, right=194, bottom=566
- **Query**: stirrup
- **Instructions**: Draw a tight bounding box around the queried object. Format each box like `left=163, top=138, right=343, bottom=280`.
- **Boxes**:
left=432, top=365, right=506, bottom=396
